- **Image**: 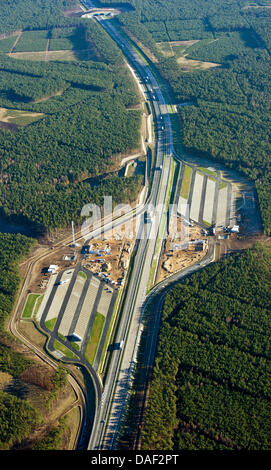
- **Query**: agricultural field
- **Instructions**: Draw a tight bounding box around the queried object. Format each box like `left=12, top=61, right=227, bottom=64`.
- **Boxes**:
left=0, top=233, right=80, bottom=450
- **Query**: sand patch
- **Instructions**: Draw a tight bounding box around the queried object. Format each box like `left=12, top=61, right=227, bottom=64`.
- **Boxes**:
left=242, top=5, right=271, bottom=9
left=8, top=49, right=90, bottom=61
left=0, top=107, right=44, bottom=126
left=177, top=54, right=221, bottom=71
left=171, top=40, right=200, bottom=47
left=0, top=371, right=13, bottom=389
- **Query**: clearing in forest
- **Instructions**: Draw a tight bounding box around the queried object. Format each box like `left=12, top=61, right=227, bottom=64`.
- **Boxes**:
left=0, top=107, right=44, bottom=126
left=157, top=40, right=221, bottom=70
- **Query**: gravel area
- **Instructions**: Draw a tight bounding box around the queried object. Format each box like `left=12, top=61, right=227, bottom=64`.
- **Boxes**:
left=202, top=177, right=216, bottom=224
left=73, top=276, right=100, bottom=339
left=59, top=275, right=86, bottom=336
left=190, top=172, right=204, bottom=222
left=216, top=186, right=228, bottom=226
left=44, top=269, right=74, bottom=323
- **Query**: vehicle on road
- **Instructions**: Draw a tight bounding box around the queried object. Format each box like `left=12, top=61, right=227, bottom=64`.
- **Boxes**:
left=144, top=209, right=154, bottom=223
left=55, top=279, right=70, bottom=286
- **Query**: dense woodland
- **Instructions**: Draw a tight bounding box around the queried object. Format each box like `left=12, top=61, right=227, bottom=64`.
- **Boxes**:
left=141, top=244, right=271, bottom=450
left=1, top=0, right=271, bottom=452
left=106, top=1, right=271, bottom=450
left=0, top=54, right=142, bottom=230
left=0, top=0, right=78, bottom=35
left=0, top=10, right=143, bottom=231
left=0, top=0, right=143, bottom=450
left=0, top=233, right=68, bottom=449
left=112, top=0, right=271, bottom=234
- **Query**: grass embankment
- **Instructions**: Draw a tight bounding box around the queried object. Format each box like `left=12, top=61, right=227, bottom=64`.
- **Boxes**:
left=147, top=158, right=176, bottom=291
left=180, top=165, right=192, bottom=199
left=85, top=313, right=105, bottom=366
left=52, top=340, right=78, bottom=360
left=22, top=293, right=43, bottom=319
left=99, top=289, right=122, bottom=376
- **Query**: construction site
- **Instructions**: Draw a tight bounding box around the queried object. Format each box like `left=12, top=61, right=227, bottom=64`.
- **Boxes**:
left=81, top=237, right=134, bottom=287
left=156, top=216, right=208, bottom=283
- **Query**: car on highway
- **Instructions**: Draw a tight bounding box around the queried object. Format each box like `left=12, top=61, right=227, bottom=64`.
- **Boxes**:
left=55, top=279, right=70, bottom=286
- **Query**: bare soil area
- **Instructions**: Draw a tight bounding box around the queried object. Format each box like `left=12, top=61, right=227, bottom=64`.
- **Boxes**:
left=218, top=233, right=270, bottom=257
left=0, top=107, right=43, bottom=125
left=81, top=236, right=135, bottom=284
left=177, top=54, right=221, bottom=71
left=156, top=218, right=208, bottom=283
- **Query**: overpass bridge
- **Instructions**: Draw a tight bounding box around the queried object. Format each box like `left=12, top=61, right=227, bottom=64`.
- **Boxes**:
left=80, top=8, right=121, bottom=18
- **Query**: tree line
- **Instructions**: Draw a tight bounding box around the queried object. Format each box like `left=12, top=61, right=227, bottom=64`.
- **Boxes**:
left=0, top=0, right=78, bottom=35
left=0, top=233, right=70, bottom=449
left=0, top=19, right=142, bottom=232
left=114, top=0, right=271, bottom=234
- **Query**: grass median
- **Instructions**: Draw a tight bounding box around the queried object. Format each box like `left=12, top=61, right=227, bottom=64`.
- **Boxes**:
left=85, top=312, right=105, bottom=366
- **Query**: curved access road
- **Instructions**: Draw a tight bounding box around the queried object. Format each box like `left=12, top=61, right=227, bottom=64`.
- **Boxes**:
left=86, top=13, right=216, bottom=450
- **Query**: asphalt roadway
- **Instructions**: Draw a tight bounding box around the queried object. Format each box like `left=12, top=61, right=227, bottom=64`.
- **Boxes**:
left=87, top=17, right=186, bottom=450
left=64, top=2, right=231, bottom=451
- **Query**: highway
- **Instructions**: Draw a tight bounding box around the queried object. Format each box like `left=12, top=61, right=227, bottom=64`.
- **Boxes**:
left=10, top=4, right=216, bottom=449
left=85, top=14, right=178, bottom=450
left=7, top=1, right=259, bottom=452
left=12, top=0, right=215, bottom=450
left=7, top=2, right=218, bottom=450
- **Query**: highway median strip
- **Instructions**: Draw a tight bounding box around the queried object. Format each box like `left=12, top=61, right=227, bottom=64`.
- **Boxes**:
left=85, top=312, right=105, bottom=366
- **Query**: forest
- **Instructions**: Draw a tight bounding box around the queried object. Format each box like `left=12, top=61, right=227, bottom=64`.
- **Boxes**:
left=0, top=0, right=78, bottom=35
left=0, top=233, right=69, bottom=450
left=0, top=0, right=143, bottom=448
left=96, top=1, right=271, bottom=451
left=113, top=0, right=271, bottom=234
left=141, top=244, right=271, bottom=450
left=0, top=16, right=143, bottom=231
